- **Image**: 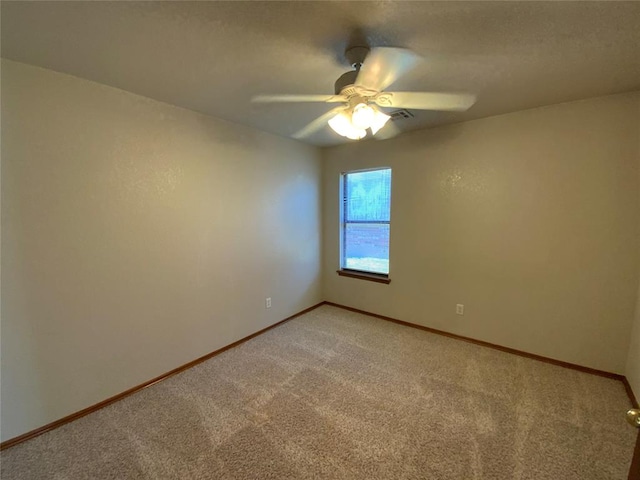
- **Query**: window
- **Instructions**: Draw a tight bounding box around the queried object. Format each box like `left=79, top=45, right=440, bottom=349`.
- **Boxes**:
left=339, top=168, right=392, bottom=282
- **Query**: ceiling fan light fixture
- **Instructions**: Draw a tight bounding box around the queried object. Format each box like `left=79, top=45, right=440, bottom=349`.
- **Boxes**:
left=253, top=47, right=477, bottom=141
left=328, top=112, right=366, bottom=140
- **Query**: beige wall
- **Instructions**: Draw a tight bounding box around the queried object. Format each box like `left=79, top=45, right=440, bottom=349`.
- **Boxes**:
left=626, top=112, right=640, bottom=401
left=323, top=92, right=640, bottom=374
left=627, top=283, right=640, bottom=403
left=0, top=60, right=322, bottom=441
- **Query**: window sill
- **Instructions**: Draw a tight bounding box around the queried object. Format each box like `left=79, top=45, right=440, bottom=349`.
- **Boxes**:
left=336, top=269, right=391, bottom=284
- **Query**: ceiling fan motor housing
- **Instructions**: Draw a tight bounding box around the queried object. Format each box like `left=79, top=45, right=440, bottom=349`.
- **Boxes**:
left=334, top=70, right=359, bottom=95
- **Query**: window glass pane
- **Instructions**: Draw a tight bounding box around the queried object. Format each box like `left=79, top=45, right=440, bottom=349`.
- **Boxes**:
left=345, top=169, right=391, bottom=222
left=344, top=223, right=389, bottom=274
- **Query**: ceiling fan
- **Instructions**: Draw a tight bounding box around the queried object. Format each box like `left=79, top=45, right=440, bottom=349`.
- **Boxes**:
left=252, top=46, right=477, bottom=141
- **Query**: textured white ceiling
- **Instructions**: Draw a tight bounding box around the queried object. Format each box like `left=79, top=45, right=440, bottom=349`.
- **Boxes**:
left=2, top=1, right=639, bottom=146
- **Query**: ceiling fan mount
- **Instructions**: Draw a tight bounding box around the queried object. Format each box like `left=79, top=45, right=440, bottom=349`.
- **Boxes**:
left=252, top=44, right=477, bottom=141
left=344, top=46, right=370, bottom=69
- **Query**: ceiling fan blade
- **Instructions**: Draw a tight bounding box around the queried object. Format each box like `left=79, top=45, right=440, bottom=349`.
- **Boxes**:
left=373, top=92, right=476, bottom=111
left=252, top=94, right=346, bottom=103
left=356, top=47, right=420, bottom=92
left=292, top=106, right=346, bottom=139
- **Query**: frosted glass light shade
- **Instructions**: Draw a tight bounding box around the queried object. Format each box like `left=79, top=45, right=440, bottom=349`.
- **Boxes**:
left=328, top=112, right=367, bottom=140
left=370, top=110, right=391, bottom=135
left=351, top=103, right=376, bottom=129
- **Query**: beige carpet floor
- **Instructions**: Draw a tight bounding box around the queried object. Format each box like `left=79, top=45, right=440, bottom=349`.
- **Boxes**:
left=1, top=304, right=637, bottom=479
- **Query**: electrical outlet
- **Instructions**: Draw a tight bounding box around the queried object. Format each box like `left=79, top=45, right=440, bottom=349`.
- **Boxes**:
left=456, top=304, right=464, bottom=315
left=266, top=297, right=272, bottom=309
